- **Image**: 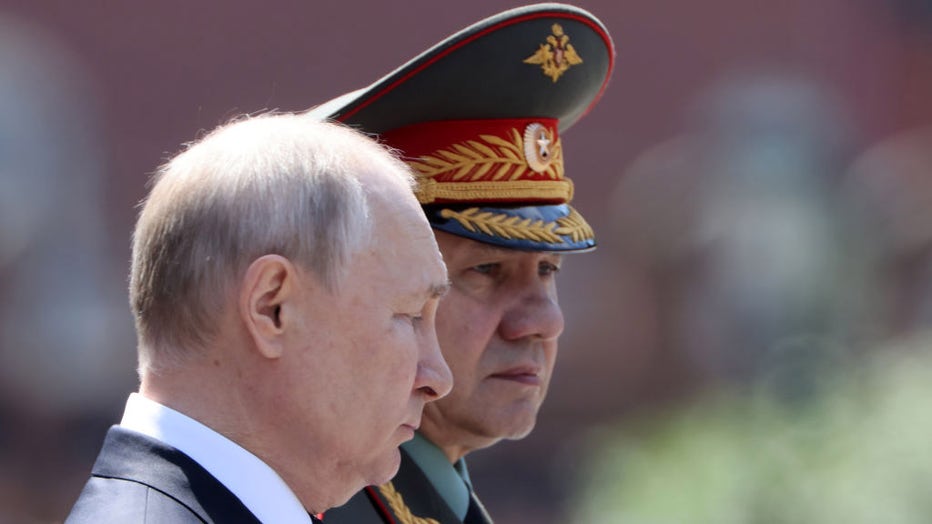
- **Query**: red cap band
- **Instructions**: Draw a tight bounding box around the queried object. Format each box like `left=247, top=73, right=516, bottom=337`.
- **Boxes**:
left=381, top=118, right=573, bottom=205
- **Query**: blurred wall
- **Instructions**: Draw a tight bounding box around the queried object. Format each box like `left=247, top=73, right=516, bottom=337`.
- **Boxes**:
left=1, top=0, right=930, bottom=522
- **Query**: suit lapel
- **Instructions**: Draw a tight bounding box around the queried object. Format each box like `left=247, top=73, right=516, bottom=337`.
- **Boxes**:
left=92, top=426, right=260, bottom=523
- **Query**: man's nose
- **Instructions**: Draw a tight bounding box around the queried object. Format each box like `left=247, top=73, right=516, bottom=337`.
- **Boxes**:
left=499, top=285, right=564, bottom=342
left=415, top=326, right=453, bottom=400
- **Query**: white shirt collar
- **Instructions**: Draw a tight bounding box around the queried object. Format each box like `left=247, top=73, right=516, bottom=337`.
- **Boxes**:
left=120, top=392, right=312, bottom=524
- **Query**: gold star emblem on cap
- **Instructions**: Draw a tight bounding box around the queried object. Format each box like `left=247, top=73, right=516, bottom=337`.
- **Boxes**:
left=523, top=123, right=555, bottom=172
left=523, top=23, right=583, bottom=82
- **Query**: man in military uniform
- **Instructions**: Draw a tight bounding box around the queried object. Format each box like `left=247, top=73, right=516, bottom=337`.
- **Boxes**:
left=315, top=4, right=614, bottom=523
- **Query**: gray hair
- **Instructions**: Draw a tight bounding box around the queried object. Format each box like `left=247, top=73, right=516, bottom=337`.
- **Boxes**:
left=130, top=112, right=413, bottom=372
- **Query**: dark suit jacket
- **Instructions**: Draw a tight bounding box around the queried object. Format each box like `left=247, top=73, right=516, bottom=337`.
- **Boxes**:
left=324, top=448, right=492, bottom=524
left=66, top=426, right=261, bottom=523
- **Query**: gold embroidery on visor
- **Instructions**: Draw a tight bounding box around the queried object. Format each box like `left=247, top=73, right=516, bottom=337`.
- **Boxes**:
left=555, top=206, right=595, bottom=242
left=440, top=206, right=593, bottom=244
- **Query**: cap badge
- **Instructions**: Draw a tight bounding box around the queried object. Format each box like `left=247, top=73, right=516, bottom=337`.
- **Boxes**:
left=523, top=23, right=583, bottom=82
left=524, top=123, right=555, bottom=173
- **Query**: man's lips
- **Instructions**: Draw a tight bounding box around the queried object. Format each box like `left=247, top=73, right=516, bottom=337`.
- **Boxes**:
left=399, top=420, right=420, bottom=441
left=489, top=366, right=542, bottom=385
left=401, top=415, right=421, bottom=431
left=401, top=410, right=422, bottom=432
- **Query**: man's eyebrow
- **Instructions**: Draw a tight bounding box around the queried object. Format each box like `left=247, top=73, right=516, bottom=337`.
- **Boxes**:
left=429, top=281, right=451, bottom=299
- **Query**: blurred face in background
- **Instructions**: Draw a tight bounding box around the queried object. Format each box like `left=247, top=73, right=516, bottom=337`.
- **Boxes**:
left=420, top=231, right=564, bottom=460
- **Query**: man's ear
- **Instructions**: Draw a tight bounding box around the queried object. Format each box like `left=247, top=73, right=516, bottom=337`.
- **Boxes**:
left=239, top=254, right=299, bottom=360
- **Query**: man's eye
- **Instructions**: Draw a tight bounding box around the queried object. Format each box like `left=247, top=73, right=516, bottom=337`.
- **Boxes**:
left=472, top=263, right=498, bottom=275
left=395, top=313, right=423, bottom=326
left=540, top=262, right=561, bottom=276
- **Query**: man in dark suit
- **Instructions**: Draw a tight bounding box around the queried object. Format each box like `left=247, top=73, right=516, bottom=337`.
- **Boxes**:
left=66, top=113, right=453, bottom=522
left=318, top=4, right=615, bottom=523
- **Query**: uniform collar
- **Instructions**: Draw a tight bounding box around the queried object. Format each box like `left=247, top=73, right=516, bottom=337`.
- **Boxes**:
left=401, top=432, right=471, bottom=520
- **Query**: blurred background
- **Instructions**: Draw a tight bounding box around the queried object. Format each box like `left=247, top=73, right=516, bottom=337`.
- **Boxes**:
left=1, top=0, right=931, bottom=522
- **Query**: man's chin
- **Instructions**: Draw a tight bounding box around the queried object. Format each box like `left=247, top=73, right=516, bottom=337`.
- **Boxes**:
left=367, top=446, right=402, bottom=487
left=495, top=412, right=538, bottom=441
left=328, top=448, right=402, bottom=508
left=462, top=418, right=538, bottom=452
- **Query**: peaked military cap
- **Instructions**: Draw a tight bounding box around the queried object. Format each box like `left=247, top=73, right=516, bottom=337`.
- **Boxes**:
left=308, top=3, right=615, bottom=251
